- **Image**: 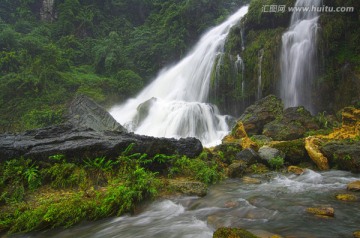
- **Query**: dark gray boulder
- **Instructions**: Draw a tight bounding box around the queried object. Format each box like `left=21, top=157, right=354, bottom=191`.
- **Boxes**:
left=68, top=94, right=127, bottom=133
left=235, top=148, right=262, bottom=165
left=237, top=95, right=283, bottom=135
left=0, top=95, right=203, bottom=162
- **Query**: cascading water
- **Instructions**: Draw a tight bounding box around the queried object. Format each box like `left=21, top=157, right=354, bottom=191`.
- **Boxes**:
left=280, top=0, right=321, bottom=114
left=110, top=6, right=249, bottom=146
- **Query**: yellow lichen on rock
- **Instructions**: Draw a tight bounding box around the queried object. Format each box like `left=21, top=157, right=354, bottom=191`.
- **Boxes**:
left=347, top=181, right=360, bottom=191
left=305, top=136, right=329, bottom=170
left=306, top=207, right=334, bottom=217
left=222, top=121, right=258, bottom=150
left=354, top=231, right=360, bottom=238
left=287, top=166, right=305, bottom=175
left=335, top=194, right=358, bottom=201
left=322, top=107, right=360, bottom=140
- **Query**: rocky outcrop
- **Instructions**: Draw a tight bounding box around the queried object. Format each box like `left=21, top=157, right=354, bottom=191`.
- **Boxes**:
left=237, top=95, right=283, bottom=135
left=0, top=95, right=203, bottom=162
left=68, top=95, right=127, bottom=133
left=263, top=106, right=319, bottom=141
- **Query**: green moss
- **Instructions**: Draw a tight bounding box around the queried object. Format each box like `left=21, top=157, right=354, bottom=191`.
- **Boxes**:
left=213, top=227, right=259, bottom=238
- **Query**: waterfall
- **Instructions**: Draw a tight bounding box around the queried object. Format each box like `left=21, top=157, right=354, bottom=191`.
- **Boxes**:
left=280, top=0, right=321, bottom=113
left=110, top=6, right=249, bottom=147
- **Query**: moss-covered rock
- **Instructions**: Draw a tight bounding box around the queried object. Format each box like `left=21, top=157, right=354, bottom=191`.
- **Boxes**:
left=320, top=141, right=360, bottom=173
left=306, top=207, right=335, bottom=218
left=263, top=106, right=320, bottom=141
left=166, top=179, right=208, bottom=197
left=335, top=194, right=358, bottom=201
left=212, top=143, right=243, bottom=164
left=213, top=227, right=259, bottom=238
left=237, top=95, right=283, bottom=135
left=270, top=139, right=310, bottom=165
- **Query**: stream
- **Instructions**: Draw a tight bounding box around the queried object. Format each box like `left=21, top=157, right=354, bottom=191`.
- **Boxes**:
left=11, top=170, right=360, bottom=238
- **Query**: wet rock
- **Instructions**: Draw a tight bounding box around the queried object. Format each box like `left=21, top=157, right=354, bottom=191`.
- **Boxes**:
left=354, top=231, right=360, bottom=238
left=227, top=161, right=248, bottom=178
left=306, top=207, right=334, bottom=217
left=305, top=136, right=329, bottom=170
left=258, top=146, right=285, bottom=164
left=224, top=201, right=240, bottom=208
left=0, top=95, right=203, bottom=162
left=320, top=141, right=360, bottom=173
left=134, top=97, right=157, bottom=127
left=335, top=194, right=358, bottom=201
left=213, top=227, right=259, bottom=238
left=249, top=230, right=283, bottom=238
left=235, top=148, right=262, bottom=165
left=347, top=181, right=360, bottom=192
left=68, top=95, right=127, bottom=133
left=287, top=166, right=305, bottom=175
left=270, top=139, right=310, bottom=165
left=167, top=180, right=207, bottom=197
left=263, top=106, right=319, bottom=141
left=242, top=176, right=261, bottom=184
left=222, top=122, right=258, bottom=151
left=213, top=143, right=243, bottom=164
left=237, top=95, right=283, bottom=136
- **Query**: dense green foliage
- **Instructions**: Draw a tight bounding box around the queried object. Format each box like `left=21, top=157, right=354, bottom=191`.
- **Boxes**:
left=0, top=0, right=243, bottom=132
left=0, top=144, right=224, bottom=233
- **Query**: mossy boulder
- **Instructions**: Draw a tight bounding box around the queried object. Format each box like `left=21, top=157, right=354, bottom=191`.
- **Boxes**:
left=227, top=161, right=248, bottom=178
left=320, top=141, right=360, bottom=172
left=213, top=227, right=259, bottom=238
left=167, top=179, right=208, bottom=197
left=213, top=143, right=244, bottom=164
left=263, top=106, right=319, bottom=141
left=237, top=95, right=283, bottom=136
left=270, top=139, right=310, bottom=165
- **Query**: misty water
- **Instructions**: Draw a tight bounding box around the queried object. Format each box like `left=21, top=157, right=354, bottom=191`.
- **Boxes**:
left=15, top=170, right=360, bottom=238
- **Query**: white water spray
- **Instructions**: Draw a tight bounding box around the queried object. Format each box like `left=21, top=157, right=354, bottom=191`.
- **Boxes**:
left=280, top=0, right=321, bottom=113
left=110, top=6, right=249, bottom=146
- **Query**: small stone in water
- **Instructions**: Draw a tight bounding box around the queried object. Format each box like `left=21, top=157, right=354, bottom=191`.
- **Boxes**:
left=347, top=181, right=360, bottom=191
left=306, top=207, right=334, bottom=217
left=242, top=176, right=262, bottom=184
left=353, top=231, right=360, bottom=238
left=287, top=166, right=305, bottom=175
left=336, top=194, right=358, bottom=201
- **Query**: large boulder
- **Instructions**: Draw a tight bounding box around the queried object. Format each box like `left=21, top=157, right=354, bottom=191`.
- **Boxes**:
left=270, top=139, right=310, bottom=165
left=237, top=95, right=283, bottom=135
left=258, top=146, right=285, bottom=164
left=68, top=95, right=127, bottom=133
left=263, top=106, right=320, bottom=141
left=0, top=124, right=203, bottom=162
left=0, top=95, right=203, bottom=162
left=235, top=148, right=262, bottom=165
left=321, top=141, right=360, bottom=172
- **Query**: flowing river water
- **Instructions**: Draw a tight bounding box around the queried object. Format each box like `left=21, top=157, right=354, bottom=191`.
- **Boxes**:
left=13, top=170, right=360, bottom=238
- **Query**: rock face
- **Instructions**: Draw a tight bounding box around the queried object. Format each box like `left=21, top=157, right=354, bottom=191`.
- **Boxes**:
left=0, top=95, right=203, bottom=162
left=321, top=141, right=360, bottom=173
left=263, top=106, right=319, bottom=141
left=68, top=95, right=127, bottom=133
left=237, top=95, right=283, bottom=135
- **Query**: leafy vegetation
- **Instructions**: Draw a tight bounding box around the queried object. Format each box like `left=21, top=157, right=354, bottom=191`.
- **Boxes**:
left=268, top=156, right=284, bottom=170
left=0, top=0, right=243, bottom=132
left=0, top=143, right=225, bottom=233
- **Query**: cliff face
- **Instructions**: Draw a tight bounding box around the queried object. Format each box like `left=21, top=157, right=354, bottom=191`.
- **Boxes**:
left=210, top=0, right=360, bottom=116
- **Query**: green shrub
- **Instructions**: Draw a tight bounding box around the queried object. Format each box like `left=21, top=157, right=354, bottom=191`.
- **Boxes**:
left=268, top=156, right=284, bottom=170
